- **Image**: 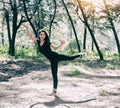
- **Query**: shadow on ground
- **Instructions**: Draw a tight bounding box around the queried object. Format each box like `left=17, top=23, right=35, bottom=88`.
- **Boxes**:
left=29, top=96, right=96, bottom=108
left=0, top=60, right=49, bottom=82
left=0, top=58, right=119, bottom=82
left=82, top=59, right=120, bottom=69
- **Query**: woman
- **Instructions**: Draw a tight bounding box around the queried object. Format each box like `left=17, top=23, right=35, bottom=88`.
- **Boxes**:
left=24, top=23, right=84, bottom=96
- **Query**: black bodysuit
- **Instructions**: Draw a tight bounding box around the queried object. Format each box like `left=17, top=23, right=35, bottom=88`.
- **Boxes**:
left=37, top=40, right=80, bottom=89
left=37, top=40, right=59, bottom=61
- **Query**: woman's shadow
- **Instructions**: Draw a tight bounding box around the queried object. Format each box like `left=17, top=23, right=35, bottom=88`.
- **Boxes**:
left=29, top=95, right=96, bottom=108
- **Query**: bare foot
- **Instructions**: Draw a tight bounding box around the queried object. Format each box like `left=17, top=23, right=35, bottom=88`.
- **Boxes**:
left=47, top=89, right=57, bottom=96
left=78, top=53, right=85, bottom=57
left=47, top=92, right=57, bottom=96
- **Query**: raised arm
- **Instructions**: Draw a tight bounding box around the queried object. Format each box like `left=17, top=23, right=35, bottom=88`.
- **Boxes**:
left=50, top=40, right=65, bottom=50
left=24, top=23, right=37, bottom=43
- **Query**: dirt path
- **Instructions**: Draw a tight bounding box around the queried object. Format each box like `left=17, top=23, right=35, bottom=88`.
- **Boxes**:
left=0, top=60, right=120, bottom=108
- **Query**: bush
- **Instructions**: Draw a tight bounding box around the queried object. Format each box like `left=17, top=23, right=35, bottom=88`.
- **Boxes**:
left=63, top=39, right=81, bottom=55
left=0, top=45, right=8, bottom=55
left=15, top=46, right=38, bottom=59
left=0, top=45, right=43, bottom=60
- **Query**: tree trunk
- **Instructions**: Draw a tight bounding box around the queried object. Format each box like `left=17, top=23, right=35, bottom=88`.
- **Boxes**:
left=1, top=17, right=5, bottom=46
left=5, top=10, right=15, bottom=56
left=103, top=0, right=120, bottom=54
left=48, top=0, right=57, bottom=37
left=4, top=9, right=12, bottom=49
left=22, top=0, right=38, bottom=37
left=83, top=26, right=87, bottom=50
left=61, top=0, right=81, bottom=52
left=77, top=0, right=104, bottom=60
left=8, top=42, right=15, bottom=56
left=110, top=20, right=120, bottom=54
left=92, top=40, right=94, bottom=51
left=4, top=0, right=23, bottom=56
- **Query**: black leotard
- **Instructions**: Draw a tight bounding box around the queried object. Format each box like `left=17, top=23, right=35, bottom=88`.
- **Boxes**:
left=37, top=40, right=59, bottom=61
left=37, top=39, right=80, bottom=89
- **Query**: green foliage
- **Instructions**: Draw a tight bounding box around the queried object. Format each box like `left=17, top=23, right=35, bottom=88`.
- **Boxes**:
left=15, top=46, right=37, bottom=59
left=64, top=68, right=81, bottom=77
left=63, top=39, right=81, bottom=55
left=31, top=75, right=47, bottom=80
left=98, top=89, right=107, bottom=96
left=85, top=51, right=99, bottom=59
left=106, top=64, right=113, bottom=69
left=0, top=93, right=6, bottom=98
left=0, top=45, right=44, bottom=60
left=0, top=45, right=119, bottom=70
left=104, top=52, right=119, bottom=59
left=6, top=85, right=13, bottom=90
left=0, top=45, right=8, bottom=55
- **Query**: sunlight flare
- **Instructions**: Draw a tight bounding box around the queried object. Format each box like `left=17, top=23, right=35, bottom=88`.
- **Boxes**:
left=83, top=0, right=120, bottom=5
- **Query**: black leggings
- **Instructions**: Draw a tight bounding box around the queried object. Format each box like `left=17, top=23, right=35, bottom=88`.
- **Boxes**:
left=50, top=54, right=80, bottom=89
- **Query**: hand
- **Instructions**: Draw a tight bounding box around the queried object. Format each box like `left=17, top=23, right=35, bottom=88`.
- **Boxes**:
left=23, top=22, right=29, bottom=28
left=60, top=40, right=65, bottom=45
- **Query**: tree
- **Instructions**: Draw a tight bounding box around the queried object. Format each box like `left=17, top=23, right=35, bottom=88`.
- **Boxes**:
left=22, top=0, right=37, bottom=37
left=103, top=0, right=120, bottom=54
left=46, top=0, right=57, bottom=37
left=61, top=0, right=81, bottom=52
left=76, top=0, right=104, bottom=60
left=1, top=0, right=26, bottom=56
left=83, top=26, right=87, bottom=50
left=1, top=15, right=5, bottom=46
left=22, top=0, right=58, bottom=38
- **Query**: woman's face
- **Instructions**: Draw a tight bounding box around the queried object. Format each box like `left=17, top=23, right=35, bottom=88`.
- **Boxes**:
left=39, top=32, right=46, bottom=41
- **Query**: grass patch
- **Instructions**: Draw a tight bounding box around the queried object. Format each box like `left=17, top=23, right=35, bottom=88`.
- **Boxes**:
left=0, top=45, right=46, bottom=62
left=31, top=75, right=47, bottom=80
left=64, top=68, right=81, bottom=77
left=0, top=93, right=6, bottom=98
left=106, top=64, right=113, bottom=70
left=71, top=82, right=78, bottom=87
left=83, top=58, right=120, bottom=70
left=0, top=45, right=119, bottom=70
left=98, top=89, right=107, bottom=96
left=6, top=85, right=14, bottom=90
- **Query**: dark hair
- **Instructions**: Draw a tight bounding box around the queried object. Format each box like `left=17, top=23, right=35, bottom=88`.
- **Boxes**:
left=38, top=29, right=50, bottom=41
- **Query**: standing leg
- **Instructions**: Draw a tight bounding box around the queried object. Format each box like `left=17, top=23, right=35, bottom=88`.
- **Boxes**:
left=49, top=61, right=58, bottom=95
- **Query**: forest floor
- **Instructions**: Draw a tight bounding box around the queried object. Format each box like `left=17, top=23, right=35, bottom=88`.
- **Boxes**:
left=0, top=56, right=120, bottom=108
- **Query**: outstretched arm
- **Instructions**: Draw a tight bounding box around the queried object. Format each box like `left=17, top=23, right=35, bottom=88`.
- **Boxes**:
left=24, top=23, right=37, bottom=43
left=51, top=40, right=65, bottom=50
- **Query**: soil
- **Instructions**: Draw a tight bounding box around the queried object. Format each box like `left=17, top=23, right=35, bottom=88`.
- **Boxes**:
left=0, top=57, right=120, bottom=108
